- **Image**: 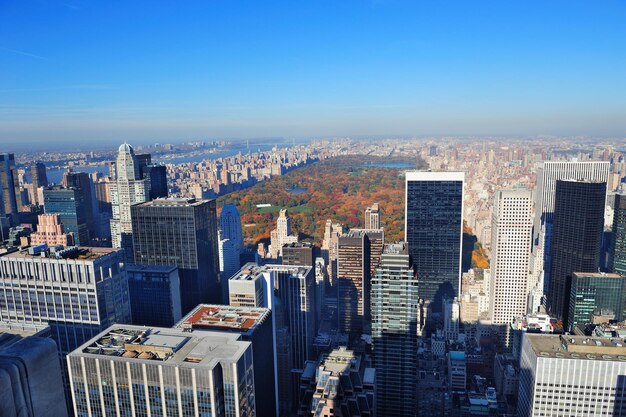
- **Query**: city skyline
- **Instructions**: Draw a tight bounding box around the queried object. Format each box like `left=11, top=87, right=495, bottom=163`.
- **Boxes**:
left=1, top=1, right=626, bottom=146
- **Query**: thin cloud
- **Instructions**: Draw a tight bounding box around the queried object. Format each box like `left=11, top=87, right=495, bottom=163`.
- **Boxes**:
left=0, top=46, right=46, bottom=60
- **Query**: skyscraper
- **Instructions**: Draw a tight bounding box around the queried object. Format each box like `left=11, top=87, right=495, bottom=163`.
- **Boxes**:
left=141, top=164, right=168, bottom=199
left=43, top=186, right=89, bottom=246
left=131, top=198, right=220, bottom=313
left=371, top=242, right=418, bottom=417
left=109, top=143, right=150, bottom=251
left=126, top=265, right=182, bottom=327
left=568, top=272, right=626, bottom=331
left=220, top=203, right=244, bottom=252
left=30, top=213, right=74, bottom=246
left=337, top=230, right=371, bottom=336
left=30, top=161, right=48, bottom=205
left=0, top=153, right=20, bottom=215
left=518, top=333, right=626, bottom=417
left=0, top=246, right=131, bottom=356
left=405, top=171, right=464, bottom=315
left=534, top=161, right=610, bottom=292
left=610, top=192, right=626, bottom=275
left=269, top=208, right=298, bottom=258
left=365, top=202, right=380, bottom=229
left=489, top=189, right=533, bottom=324
left=63, top=171, right=97, bottom=242
left=67, top=325, right=256, bottom=417
left=176, top=304, right=278, bottom=417
left=548, top=180, right=606, bottom=322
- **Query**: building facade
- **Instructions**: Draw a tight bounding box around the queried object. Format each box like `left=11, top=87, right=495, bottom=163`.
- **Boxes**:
left=371, top=243, right=418, bottom=417
left=337, top=230, right=371, bottom=336
left=518, top=333, right=626, bottom=417
left=127, top=264, right=182, bottom=327
left=67, top=325, right=256, bottom=417
left=568, top=272, right=626, bottom=331
left=131, top=198, right=221, bottom=313
left=610, top=192, right=626, bottom=275
left=489, top=189, right=533, bottom=324
left=43, top=186, right=89, bottom=246
left=365, top=202, right=380, bottom=230
left=405, top=171, right=464, bottom=315
left=548, top=180, right=606, bottom=322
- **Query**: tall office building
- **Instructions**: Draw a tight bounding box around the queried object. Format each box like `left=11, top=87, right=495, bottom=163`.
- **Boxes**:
left=67, top=325, right=256, bottom=417
left=298, top=347, right=376, bottom=417
left=371, top=242, right=418, bottom=417
left=568, top=272, right=626, bottom=331
left=43, top=186, right=90, bottom=246
left=0, top=326, right=68, bottom=417
left=126, top=265, right=182, bottom=327
left=365, top=202, right=380, bottom=229
left=0, top=245, right=131, bottom=361
left=132, top=198, right=220, bottom=313
left=141, top=164, right=168, bottom=199
left=534, top=161, right=610, bottom=291
left=489, top=189, right=533, bottom=324
left=337, top=230, right=371, bottom=336
left=63, top=171, right=97, bottom=241
left=0, top=153, right=20, bottom=215
left=269, top=208, right=298, bottom=258
left=109, top=143, right=150, bottom=251
left=548, top=180, right=606, bottom=322
left=610, top=192, right=626, bottom=275
left=30, top=161, right=48, bottom=205
left=228, top=263, right=315, bottom=415
left=518, top=333, right=626, bottom=417
left=220, top=203, right=244, bottom=252
left=405, top=171, right=464, bottom=314
left=176, top=304, right=278, bottom=417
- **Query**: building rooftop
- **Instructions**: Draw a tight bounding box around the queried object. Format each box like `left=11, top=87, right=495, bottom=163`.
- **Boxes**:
left=572, top=271, right=623, bottom=279
left=74, top=325, right=249, bottom=367
left=176, top=304, right=270, bottom=332
left=137, top=197, right=213, bottom=207
left=0, top=245, right=120, bottom=261
left=229, top=262, right=311, bottom=282
left=526, top=333, right=626, bottom=362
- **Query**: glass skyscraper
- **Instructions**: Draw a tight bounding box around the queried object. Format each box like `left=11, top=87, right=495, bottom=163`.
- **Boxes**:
left=405, top=171, right=464, bottom=315
left=43, top=186, right=89, bottom=246
left=371, top=242, right=418, bottom=417
left=568, top=272, right=626, bottom=331
left=610, top=192, right=626, bottom=276
left=548, top=180, right=606, bottom=323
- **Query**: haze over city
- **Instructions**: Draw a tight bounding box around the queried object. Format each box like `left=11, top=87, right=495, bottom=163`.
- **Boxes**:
left=1, top=0, right=626, bottom=148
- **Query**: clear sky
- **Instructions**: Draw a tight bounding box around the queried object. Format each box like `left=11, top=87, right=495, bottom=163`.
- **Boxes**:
left=1, top=0, right=625, bottom=147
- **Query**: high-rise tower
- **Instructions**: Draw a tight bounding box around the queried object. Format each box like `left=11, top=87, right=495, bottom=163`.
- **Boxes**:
left=220, top=203, right=244, bottom=252
left=489, top=189, right=533, bottom=324
left=109, top=143, right=150, bottom=252
left=365, top=202, right=380, bottom=229
left=548, top=180, right=606, bottom=322
left=405, top=171, right=464, bottom=315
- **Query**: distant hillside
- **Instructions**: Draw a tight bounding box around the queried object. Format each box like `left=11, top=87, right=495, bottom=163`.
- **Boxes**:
left=217, top=155, right=427, bottom=246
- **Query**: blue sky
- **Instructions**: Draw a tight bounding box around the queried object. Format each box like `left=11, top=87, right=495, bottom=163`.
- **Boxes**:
left=1, top=0, right=625, bottom=147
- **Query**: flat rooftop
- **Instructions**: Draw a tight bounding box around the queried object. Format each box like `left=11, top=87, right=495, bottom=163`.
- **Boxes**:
left=230, top=262, right=311, bottom=282
left=137, top=197, right=212, bottom=207
left=526, top=334, right=626, bottom=362
left=74, top=325, right=249, bottom=367
left=176, top=304, right=270, bottom=332
left=1, top=246, right=120, bottom=261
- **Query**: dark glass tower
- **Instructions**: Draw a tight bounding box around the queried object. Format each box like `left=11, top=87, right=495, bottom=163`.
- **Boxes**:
left=548, top=180, right=606, bottom=322
left=131, top=198, right=220, bottom=313
left=142, top=164, right=168, bottom=199
left=30, top=161, right=48, bottom=205
left=405, top=171, right=464, bottom=314
left=568, top=272, right=626, bottom=331
left=63, top=171, right=96, bottom=242
left=42, top=186, right=89, bottom=246
left=0, top=153, right=19, bottom=215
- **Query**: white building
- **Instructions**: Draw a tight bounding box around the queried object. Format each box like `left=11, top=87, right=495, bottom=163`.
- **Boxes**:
left=490, top=189, right=533, bottom=325
left=518, top=333, right=626, bottom=417
left=443, top=297, right=461, bottom=342
left=269, top=209, right=298, bottom=258
left=67, top=325, right=256, bottom=417
left=109, top=143, right=150, bottom=250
